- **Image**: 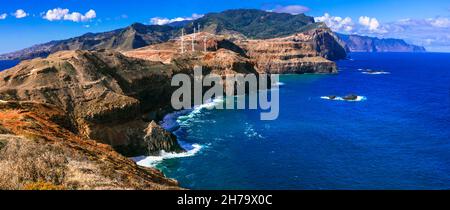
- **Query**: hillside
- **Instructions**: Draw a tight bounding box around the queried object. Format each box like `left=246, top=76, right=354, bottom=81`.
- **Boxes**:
left=337, top=33, right=426, bottom=52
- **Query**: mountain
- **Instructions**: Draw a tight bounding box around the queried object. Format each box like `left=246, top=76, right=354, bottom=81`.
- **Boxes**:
left=337, top=33, right=426, bottom=52
left=0, top=9, right=343, bottom=61
left=0, top=23, right=176, bottom=60
left=183, top=9, right=316, bottom=39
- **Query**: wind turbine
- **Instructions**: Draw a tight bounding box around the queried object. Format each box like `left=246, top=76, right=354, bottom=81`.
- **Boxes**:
left=181, top=28, right=184, bottom=53
left=192, top=27, right=196, bottom=52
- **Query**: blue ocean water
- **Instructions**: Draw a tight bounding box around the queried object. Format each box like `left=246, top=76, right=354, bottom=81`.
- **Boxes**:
left=140, top=53, right=450, bottom=190
left=0, top=60, right=19, bottom=71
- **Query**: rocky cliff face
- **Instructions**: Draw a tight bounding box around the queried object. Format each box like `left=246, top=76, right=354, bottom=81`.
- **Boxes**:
left=0, top=101, right=181, bottom=190
left=337, top=33, right=426, bottom=52
left=236, top=27, right=344, bottom=74
left=124, top=32, right=259, bottom=76
left=0, top=50, right=183, bottom=156
left=144, top=121, right=185, bottom=155
left=125, top=31, right=343, bottom=75
left=0, top=45, right=261, bottom=189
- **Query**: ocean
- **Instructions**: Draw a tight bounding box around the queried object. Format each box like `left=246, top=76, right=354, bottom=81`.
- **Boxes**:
left=0, top=60, right=19, bottom=72
left=136, top=53, right=450, bottom=189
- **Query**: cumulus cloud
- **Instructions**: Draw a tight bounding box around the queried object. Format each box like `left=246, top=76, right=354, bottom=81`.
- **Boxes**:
left=43, top=8, right=96, bottom=22
left=359, top=16, right=381, bottom=31
left=315, top=13, right=354, bottom=32
left=428, top=17, right=450, bottom=28
left=0, top=13, right=7, bottom=20
left=315, top=13, right=387, bottom=34
left=271, top=5, right=310, bottom=15
left=150, top=13, right=203, bottom=25
left=13, top=9, right=28, bottom=18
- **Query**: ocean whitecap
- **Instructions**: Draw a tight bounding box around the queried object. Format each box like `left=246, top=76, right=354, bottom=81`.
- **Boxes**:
left=321, top=95, right=367, bottom=102
left=132, top=142, right=203, bottom=167
left=362, top=71, right=391, bottom=75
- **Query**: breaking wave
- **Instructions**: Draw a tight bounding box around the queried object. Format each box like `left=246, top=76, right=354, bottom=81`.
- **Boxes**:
left=321, top=96, right=367, bottom=102
left=133, top=142, right=203, bottom=167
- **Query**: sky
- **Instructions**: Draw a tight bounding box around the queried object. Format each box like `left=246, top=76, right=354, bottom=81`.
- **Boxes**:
left=1, top=0, right=450, bottom=53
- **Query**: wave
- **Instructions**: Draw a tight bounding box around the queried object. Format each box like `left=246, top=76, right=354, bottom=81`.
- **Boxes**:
left=321, top=96, right=367, bottom=102
left=362, top=71, right=391, bottom=75
left=176, top=97, right=224, bottom=126
left=273, top=82, right=285, bottom=86
left=244, top=123, right=264, bottom=139
left=133, top=97, right=224, bottom=167
left=133, top=142, right=203, bottom=167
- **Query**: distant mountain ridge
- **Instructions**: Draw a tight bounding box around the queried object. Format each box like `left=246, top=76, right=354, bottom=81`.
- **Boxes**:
left=337, top=33, right=426, bottom=52
left=0, top=9, right=335, bottom=61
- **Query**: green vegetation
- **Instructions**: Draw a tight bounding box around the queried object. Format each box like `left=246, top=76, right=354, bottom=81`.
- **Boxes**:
left=187, top=9, right=316, bottom=39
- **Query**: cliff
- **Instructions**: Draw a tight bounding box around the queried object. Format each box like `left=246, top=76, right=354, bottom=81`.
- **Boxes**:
left=0, top=101, right=181, bottom=190
left=125, top=30, right=343, bottom=75
left=337, top=33, right=426, bottom=52
left=0, top=46, right=259, bottom=189
left=0, top=50, right=184, bottom=157
left=236, top=27, right=345, bottom=74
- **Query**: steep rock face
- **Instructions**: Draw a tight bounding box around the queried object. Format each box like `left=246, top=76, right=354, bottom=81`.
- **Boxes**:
left=236, top=28, right=343, bottom=74
left=144, top=121, right=185, bottom=155
left=0, top=50, right=182, bottom=156
left=306, top=27, right=348, bottom=60
left=0, top=101, right=181, bottom=190
left=126, top=31, right=342, bottom=75
left=337, top=33, right=426, bottom=52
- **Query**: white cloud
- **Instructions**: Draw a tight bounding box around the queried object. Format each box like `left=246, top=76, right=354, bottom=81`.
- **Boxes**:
left=359, top=16, right=380, bottom=31
left=315, top=13, right=354, bottom=32
left=0, top=13, right=7, bottom=20
left=271, top=5, right=310, bottom=15
left=315, top=13, right=387, bottom=34
left=150, top=13, right=203, bottom=25
left=43, top=8, right=96, bottom=22
left=428, top=17, right=450, bottom=28
left=316, top=12, right=450, bottom=51
left=13, top=9, right=28, bottom=18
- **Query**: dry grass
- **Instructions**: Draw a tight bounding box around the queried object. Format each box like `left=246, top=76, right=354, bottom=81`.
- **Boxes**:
left=0, top=137, right=68, bottom=190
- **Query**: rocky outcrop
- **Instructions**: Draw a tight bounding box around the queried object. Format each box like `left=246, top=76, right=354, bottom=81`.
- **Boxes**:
left=236, top=28, right=344, bottom=74
left=0, top=101, right=181, bottom=190
left=124, top=32, right=259, bottom=76
left=337, top=33, right=426, bottom=52
left=0, top=44, right=261, bottom=155
left=0, top=50, right=183, bottom=156
left=125, top=31, right=343, bottom=75
left=144, top=121, right=185, bottom=155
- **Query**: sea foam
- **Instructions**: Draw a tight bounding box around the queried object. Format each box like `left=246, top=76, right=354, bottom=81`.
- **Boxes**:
left=320, top=96, right=367, bottom=102
left=133, top=98, right=224, bottom=167
left=133, top=142, right=203, bottom=167
left=362, top=71, right=391, bottom=75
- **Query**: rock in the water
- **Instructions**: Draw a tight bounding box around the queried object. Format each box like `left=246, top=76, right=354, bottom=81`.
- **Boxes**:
left=327, top=95, right=337, bottom=100
left=343, top=94, right=358, bottom=101
left=144, top=121, right=186, bottom=155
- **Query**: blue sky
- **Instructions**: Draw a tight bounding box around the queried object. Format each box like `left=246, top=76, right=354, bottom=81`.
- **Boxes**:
left=1, top=0, right=450, bottom=53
